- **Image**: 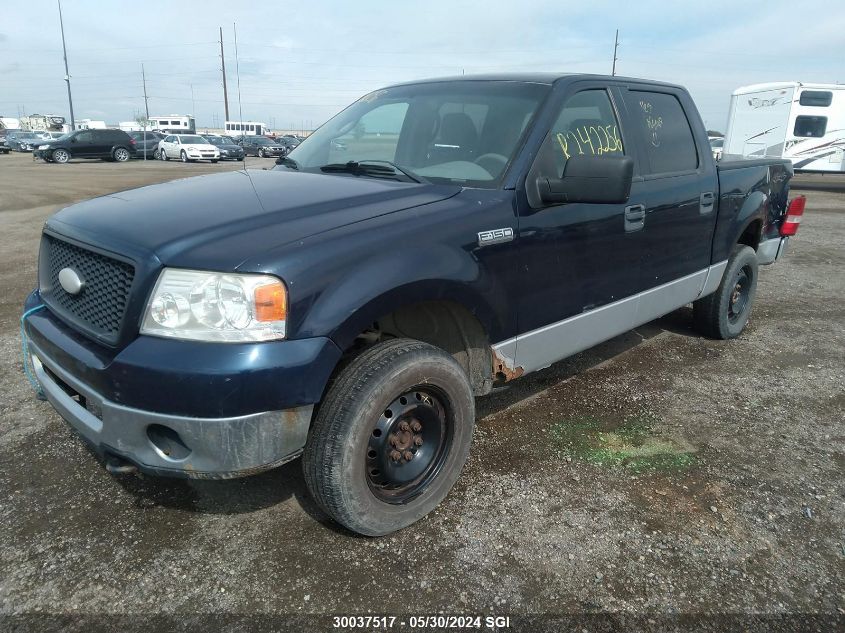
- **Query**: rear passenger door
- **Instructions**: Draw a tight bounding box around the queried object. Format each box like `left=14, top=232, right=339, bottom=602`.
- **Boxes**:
left=618, top=87, right=718, bottom=288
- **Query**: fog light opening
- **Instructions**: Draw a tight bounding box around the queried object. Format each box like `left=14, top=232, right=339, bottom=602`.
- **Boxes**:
left=146, top=424, right=191, bottom=460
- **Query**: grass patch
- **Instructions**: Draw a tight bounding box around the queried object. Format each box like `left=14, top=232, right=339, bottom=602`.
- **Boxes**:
left=550, top=412, right=696, bottom=473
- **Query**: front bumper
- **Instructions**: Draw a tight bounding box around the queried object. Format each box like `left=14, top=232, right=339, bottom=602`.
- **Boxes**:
left=30, top=340, right=313, bottom=478
left=757, top=236, right=789, bottom=265
left=186, top=151, right=219, bottom=160
left=23, top=290, right=343, bottom=477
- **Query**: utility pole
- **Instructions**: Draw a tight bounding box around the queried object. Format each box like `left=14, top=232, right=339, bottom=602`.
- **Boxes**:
left=219, top=27, right=230, bottom=122
left=57, top=0, right=75, bottom=130
left=611, top=29, right=619, bottom=76
left=141, top=64, right=150, bottom=120
left=141, top=63, right=150, bottom=162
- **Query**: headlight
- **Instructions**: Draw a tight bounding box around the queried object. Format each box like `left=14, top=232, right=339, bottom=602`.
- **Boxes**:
left=140, top=269, right=287, bottom=342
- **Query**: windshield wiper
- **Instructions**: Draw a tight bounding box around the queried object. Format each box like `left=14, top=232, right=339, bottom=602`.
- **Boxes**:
left=276, top=155, right=299, bottom=170
left=319, top=160, right=426, bottom=183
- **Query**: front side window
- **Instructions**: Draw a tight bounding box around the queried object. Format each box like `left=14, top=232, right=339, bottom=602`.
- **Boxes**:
left=286, top=81, right=549, bottom=187
left=539, top=89, right=625, bottom=179
left=626, top=91, right=698, bottom=175
left=799, top=90, right=832, bottom=107
left=794, top=115, right=827, bottom=137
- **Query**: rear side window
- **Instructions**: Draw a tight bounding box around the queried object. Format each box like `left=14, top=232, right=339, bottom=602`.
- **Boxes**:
left=794, top=115, right=827, bottom=137
left=627, top=91, right=698, bottom=175
left=799, top=91, right=832, bottom=107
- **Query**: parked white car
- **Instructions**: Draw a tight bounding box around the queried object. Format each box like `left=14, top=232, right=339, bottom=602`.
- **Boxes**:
left=156, top=134, right=220, bottom=163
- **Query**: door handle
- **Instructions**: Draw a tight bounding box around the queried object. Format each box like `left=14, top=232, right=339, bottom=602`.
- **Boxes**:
left=624, top=204, right=645, bottom=232
left=700, top=191, right=715, bottom=215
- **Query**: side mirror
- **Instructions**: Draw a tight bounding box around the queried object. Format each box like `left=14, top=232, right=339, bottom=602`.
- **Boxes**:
left=538, top=155, right=633, bottom=205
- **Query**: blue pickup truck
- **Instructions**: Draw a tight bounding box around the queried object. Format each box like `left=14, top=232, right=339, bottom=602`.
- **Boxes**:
left=23, top=74, right=804, bottom=535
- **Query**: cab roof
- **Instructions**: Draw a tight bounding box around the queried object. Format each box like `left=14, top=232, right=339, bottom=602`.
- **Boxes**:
left=385, top=72, right=684, bottom=91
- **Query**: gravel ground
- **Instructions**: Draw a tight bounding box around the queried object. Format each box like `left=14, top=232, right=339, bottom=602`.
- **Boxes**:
left=0, top=153, right=842, bottom=630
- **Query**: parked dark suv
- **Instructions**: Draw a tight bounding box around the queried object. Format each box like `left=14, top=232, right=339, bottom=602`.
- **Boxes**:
left=36, top=129, right=137, bottom=163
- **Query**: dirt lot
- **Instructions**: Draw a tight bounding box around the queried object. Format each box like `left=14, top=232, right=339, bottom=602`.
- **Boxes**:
left=0, top=152, right=842, bottom=629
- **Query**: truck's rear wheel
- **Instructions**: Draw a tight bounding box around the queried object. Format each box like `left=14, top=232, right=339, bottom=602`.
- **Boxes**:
left=303, top=338, right=475, bottom=536
left=693, top=244, right=758, bottom=339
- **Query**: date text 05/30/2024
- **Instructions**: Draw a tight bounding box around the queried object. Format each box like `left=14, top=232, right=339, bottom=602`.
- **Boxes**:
left=332, top=615, right=512, bottom=629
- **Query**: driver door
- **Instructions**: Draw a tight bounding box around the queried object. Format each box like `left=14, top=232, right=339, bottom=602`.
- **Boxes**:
left=510, top=85, right=648, bottom=373
left=72, top=131, right=95, bottom=157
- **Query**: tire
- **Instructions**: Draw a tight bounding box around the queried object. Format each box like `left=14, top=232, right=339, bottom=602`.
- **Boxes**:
left=303, top=338, right=475, bottom=536
left=258, top=148, right=265, bottom=158
left=113, top=147, right=130, bottom=162
left=693, top=244, right=759, bottom=339
left=180, top=150, right=190, bottom=163
left=52, top=149, right=70, bottom=164
left=160, top=148, right=168, bottom=161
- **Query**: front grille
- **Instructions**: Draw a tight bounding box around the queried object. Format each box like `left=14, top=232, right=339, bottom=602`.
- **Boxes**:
left=40, top=235, right=135, bottom=344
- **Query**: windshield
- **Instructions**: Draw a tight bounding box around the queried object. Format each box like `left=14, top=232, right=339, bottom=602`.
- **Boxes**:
left=204, top=136, right=225, bottom=145
left=179, top=135, right=207, bottom=144
left=284, top=80, right=550, bottom=187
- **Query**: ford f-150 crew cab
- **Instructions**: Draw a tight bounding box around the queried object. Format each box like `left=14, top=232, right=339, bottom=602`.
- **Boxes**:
left=22, top=74, right=804, bottom=536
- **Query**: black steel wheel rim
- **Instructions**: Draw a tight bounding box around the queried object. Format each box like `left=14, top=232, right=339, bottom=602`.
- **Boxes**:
left=365, top=387, right=452, bottom=504
left=728, top=266, right=751, bottom=323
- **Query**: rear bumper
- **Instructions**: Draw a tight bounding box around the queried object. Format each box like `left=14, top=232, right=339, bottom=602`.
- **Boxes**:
left=757, top=236, right=789, bottom=265
left=30, top=339, right=312, bottom=478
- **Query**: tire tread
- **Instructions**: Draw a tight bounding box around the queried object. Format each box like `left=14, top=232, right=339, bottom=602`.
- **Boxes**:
left=303, top=338, right=471, bottom=535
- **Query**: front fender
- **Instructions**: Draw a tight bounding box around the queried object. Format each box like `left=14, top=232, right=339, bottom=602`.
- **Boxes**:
left=297, top=243, right=504, bottom=352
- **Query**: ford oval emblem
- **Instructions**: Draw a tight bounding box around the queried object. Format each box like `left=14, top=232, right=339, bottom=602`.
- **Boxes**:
left=58, top=267, right=85, bottom=295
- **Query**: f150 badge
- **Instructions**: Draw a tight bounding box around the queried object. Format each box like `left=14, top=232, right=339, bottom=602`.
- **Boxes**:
left=477, top=227, right=514, bottom=246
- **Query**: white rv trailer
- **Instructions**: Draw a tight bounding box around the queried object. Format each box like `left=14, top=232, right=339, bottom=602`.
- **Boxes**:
left=224, top=120, right=268, bottom=136
left=149, top=115, right=196, bottom=135
left=723, top=82, right=845, bottom=173
left=0, top=116, right=21, bottom=130
left=76, top=119, right=108, bottom=130
left=20, top=114, right=67, bottom=132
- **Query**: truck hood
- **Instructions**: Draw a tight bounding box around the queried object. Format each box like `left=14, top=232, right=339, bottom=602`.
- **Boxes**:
left=46, top=169, right=461, bottom=270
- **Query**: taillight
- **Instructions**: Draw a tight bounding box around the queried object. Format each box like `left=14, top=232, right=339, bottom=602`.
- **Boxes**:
left=780, top=196, right=805, bottom=237
left=129, top=138, right=136, bottom=145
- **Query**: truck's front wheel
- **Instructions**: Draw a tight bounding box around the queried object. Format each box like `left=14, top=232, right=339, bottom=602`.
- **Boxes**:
left=303, top=338, right=475, bottom=536
left=693, top=244, right=759, bottom=339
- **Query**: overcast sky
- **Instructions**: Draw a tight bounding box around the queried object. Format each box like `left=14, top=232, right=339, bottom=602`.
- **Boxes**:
left=2, top=0, right=843, bottom=133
